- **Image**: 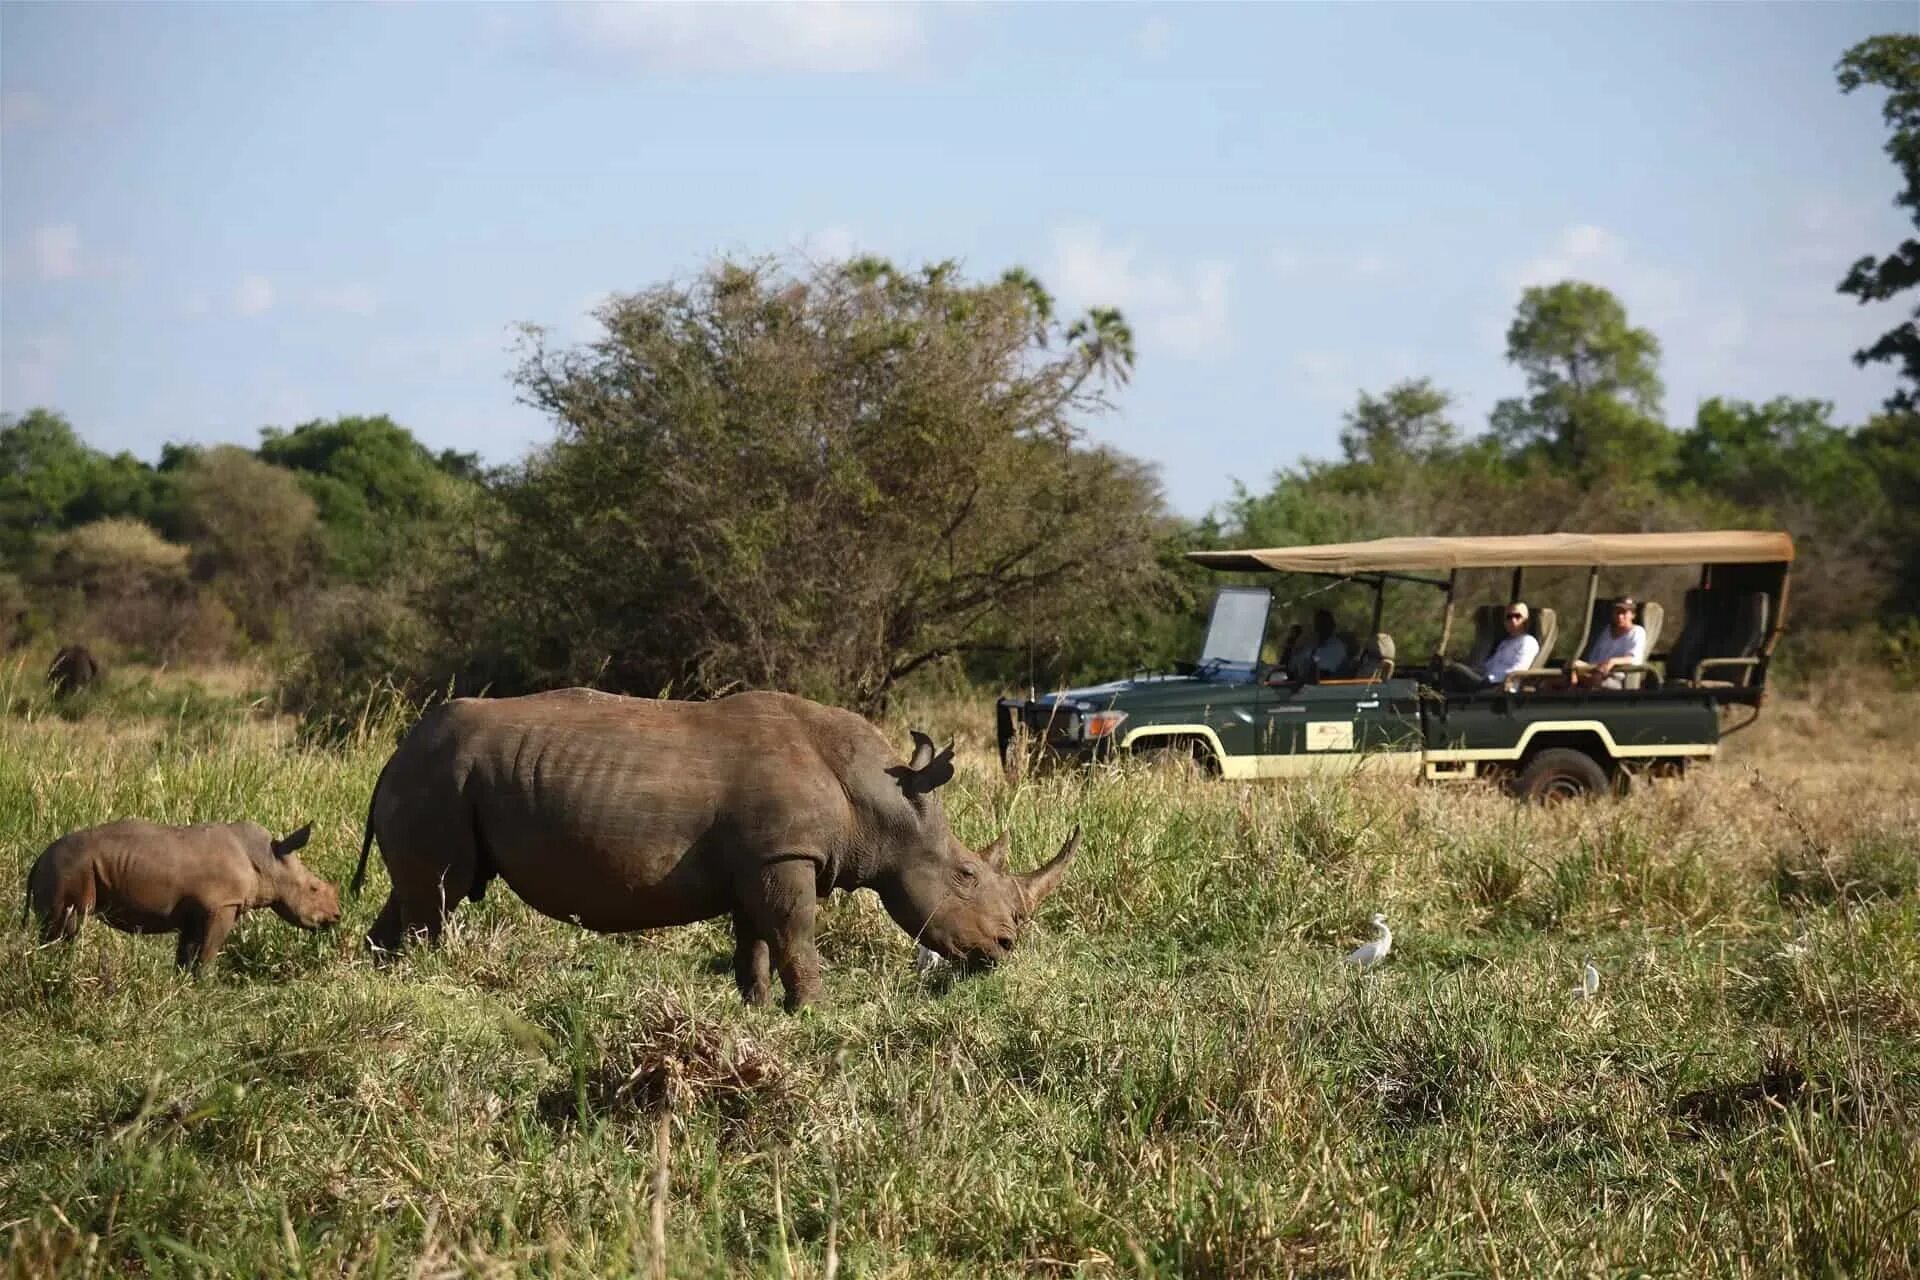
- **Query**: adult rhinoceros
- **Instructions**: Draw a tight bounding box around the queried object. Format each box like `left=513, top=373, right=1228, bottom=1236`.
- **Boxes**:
left=350, top=688, right=1080, bottom=1009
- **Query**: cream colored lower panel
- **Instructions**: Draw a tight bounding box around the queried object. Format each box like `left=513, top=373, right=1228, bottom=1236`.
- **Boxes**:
left=1225, top=751, right=1426, bottom=781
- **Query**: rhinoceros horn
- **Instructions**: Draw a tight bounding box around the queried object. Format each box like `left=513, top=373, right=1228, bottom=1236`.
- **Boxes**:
left=1019, top=826, right=1082, bottom=907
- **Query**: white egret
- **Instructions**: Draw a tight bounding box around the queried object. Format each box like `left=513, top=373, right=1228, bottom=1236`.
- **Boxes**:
left=1342, top=913, right=1392, bottom=969
left=1574, top=957, right=1599, bottom=1001
left=914, top=944, right=947, bottom=974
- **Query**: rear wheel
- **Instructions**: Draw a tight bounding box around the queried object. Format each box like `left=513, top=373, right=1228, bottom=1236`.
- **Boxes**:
left=1515, top=748, right=1610, bottom=804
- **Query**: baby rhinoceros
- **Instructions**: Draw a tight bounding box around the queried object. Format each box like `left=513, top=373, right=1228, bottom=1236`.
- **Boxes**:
left=23, top=819, right=341, bottom=971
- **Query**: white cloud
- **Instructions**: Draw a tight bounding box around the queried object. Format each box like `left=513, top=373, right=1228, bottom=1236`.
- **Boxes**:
left=181, top=292, right=212, bottom=317
left=233, top=274, right=275, bottom=316
left=32, top=225, right=80, bottom=280
left=4, top=334, right=70, bottom=407
left=1, top=89, right=48, bottom=132
left=1135, top=16, right=1172, bottom=58
left=1506, top=223, right=1684, bottom=327
left=1049, top=223, right=1232, bottom=360
left=560, top=2, right=925, bottom=73
left=311, top=283, right=380, bottom=316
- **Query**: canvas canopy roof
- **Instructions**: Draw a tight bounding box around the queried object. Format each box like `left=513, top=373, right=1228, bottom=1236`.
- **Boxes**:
left=1186, top=531, right=1794, bottom=575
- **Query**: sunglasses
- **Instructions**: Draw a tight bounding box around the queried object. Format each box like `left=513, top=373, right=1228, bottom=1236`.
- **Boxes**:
left=1506, top=612, right=1525, bottom=620
left=1613, top=604, right=1636, bottom=613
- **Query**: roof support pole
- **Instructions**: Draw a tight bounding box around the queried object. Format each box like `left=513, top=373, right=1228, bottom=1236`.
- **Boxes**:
left=1510, top=567, right=1525, bottom=604
left=1576, top=566, right=1600, bottom=660
left=1438, top=569, right=1459, bottom=657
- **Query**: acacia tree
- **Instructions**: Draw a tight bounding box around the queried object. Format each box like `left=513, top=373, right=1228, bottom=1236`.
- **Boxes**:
left=463, top=255, right=1173, bottom=709
left=1338, top=378, right=1460, bottom=471
left=1490, top=282, right=1672, bottom=487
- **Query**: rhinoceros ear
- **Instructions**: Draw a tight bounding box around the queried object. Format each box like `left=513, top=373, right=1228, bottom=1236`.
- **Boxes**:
left=889, top=730, right=956, bottom=798
left=271, top=823, right=312, bottom=860
left=982, top=829, right=1011, bottom=870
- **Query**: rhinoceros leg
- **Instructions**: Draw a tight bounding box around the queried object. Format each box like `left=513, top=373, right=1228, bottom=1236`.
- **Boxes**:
left=365, top=802, right=477, bottom=958
left=731, top=908, right=772, bottom=1006
left=742, top=860, right=824, bottom=1011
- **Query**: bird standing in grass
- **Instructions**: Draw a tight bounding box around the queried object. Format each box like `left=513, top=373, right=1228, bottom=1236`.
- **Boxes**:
left=1342, top=913, right=1392, bottom=969
left=1575, top=957, right=1600, bottom=1001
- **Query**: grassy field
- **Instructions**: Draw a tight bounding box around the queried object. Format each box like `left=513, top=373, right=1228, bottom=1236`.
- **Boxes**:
left=2, top=658, right=1918, bottom=1278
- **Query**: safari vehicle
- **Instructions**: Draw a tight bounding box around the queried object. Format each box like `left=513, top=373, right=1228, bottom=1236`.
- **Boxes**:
left=995, top=531, right=1792, bottom=801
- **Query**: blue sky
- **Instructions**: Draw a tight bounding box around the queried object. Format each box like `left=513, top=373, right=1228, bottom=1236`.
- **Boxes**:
left=2, top=1, right=1913, bottom=517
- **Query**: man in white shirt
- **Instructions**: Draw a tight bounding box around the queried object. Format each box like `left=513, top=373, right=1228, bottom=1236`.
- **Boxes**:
left=1572, top=596, right=1648, bottom=689
left=1284, top=609, right=1350, bottom=682
left=1444, top=601, right=1540, bottom=691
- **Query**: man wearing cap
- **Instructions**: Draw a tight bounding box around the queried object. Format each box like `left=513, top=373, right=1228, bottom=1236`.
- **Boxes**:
left=1444, top=601, right=1540, bottom=692
left=1571, top=597, right=1648, bottom=689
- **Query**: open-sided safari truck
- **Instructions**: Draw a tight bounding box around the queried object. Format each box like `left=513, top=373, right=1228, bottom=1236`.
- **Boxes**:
left=995, top=530, right=1792, bottom=800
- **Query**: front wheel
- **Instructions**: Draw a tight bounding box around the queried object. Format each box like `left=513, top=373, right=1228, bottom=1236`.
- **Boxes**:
left=1514, top=748, right=1610, bottom=804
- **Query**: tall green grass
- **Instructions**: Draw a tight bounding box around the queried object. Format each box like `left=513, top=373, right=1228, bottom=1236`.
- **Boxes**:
left=3, top=666, right=1917, bottom=1277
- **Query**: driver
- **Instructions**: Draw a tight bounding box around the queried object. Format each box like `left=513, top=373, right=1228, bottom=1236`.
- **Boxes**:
left=1284, top=608, right=1349, bottom=682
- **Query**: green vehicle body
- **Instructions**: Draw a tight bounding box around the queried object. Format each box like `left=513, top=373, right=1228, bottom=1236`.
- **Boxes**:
left=996, top=536, right=1789, bottom=795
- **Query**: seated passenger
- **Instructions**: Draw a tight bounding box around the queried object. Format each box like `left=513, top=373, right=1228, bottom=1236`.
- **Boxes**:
left=1570, top=596, right=1647, bottom=689
left=1442, top=601, right=1540, bottom=692
left=1285, top=609, right=1350, bottom=682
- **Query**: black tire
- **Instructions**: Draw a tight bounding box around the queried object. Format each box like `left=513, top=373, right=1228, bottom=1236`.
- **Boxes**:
left=1515, top=748, right=1610, bottom=804
left=1139, top=736, right=1219, bottom=779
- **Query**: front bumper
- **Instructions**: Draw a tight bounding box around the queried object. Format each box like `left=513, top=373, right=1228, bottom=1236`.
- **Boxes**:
left=995, top=697, right=1117, bottom=774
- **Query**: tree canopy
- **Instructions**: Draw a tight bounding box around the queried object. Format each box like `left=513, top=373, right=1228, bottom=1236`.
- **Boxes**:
left=447, top=255, right=1173, bottom=709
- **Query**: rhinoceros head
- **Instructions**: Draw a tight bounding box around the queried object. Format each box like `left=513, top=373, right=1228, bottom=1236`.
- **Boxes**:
left=877, top=731, right=1082, bottom=971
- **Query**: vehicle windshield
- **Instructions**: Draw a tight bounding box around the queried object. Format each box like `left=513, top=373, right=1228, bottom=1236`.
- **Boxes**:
left=1197, top=587, right=1270, bottom=671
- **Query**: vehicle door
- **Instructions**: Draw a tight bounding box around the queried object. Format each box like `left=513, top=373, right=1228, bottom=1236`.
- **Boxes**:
left=1257, top=677, right=1424, bottom=777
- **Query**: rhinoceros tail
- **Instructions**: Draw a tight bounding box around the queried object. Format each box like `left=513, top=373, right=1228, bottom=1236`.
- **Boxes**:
left=350, top=757, right=392, bottom=898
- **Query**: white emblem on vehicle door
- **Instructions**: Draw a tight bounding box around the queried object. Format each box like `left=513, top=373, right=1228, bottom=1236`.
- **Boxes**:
left=1305, top=721, right=1356, bottom=751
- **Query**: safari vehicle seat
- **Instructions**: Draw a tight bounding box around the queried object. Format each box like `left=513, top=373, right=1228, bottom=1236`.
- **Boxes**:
left=1507, top=606, right=1558, bottom=682
left=1620, top=600, right=1664, bottom=689
left=1665, top=590, right=1769, bottom=687
left=1351, top=633, right=1396, bottom=681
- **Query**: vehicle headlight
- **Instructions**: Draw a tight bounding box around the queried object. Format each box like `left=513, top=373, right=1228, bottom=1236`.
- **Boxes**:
left=1082, top=710, right=1128, bottom=739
